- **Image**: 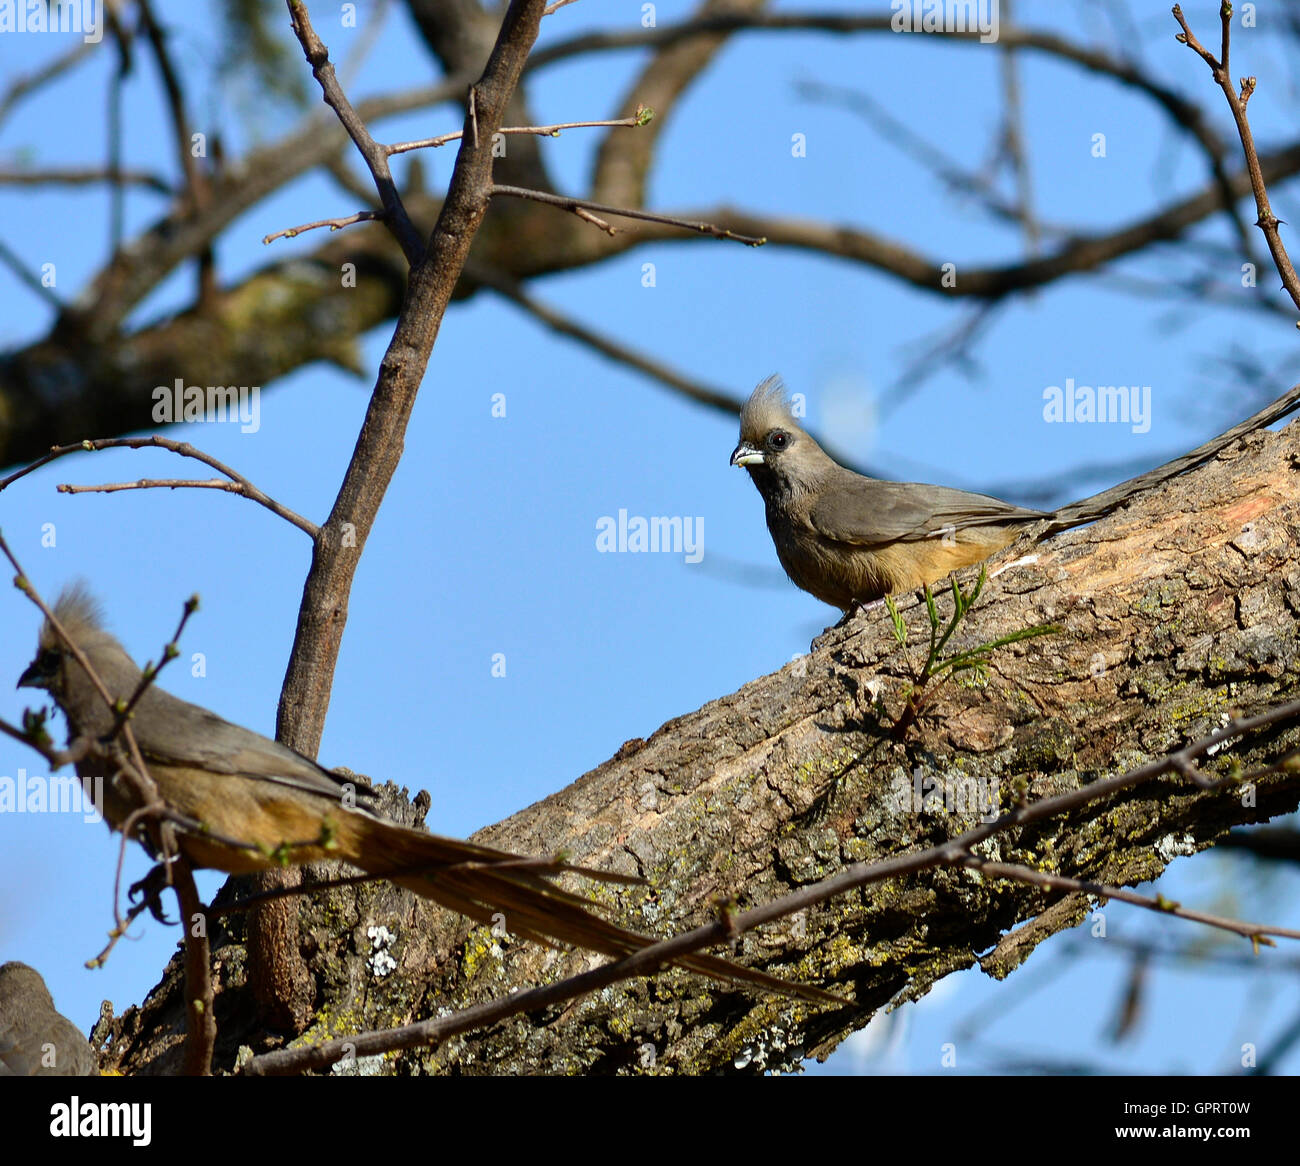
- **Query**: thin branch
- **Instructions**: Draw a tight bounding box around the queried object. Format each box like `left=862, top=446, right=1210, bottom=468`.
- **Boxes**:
left=286, top=0, right=423, bottom=263
left=491, top=184, right=766, bottom=244
left=963, top=856, right=1300, bottom=947
left=0, top=435, right=319, bottom=538
left=136, top=0, right=207, bottom=216
left=0, top=237, right=62, bottom=309
left=879, top=302, right=1002, bottom=418
left=262, top=210, right=384, bottom=244
left=466, top=262, right=743, bottom=412
left=275, top=0, right=549, bottom=759
left=171, top=859, right=216, bottom=1075
left=387, top=107, right=652, bottom=155
left=111, top=595, right=199, bottom=731
left=0, top=37, right=99, bottom=129
left=87, top=891, right=154, bottom=971
left=0, top=718, right=91, bottom=768
left=997, top=1, right=1040, bottom=256
left=0, top=167, right=172, bottom=194
left=106, top=11, right=131, bottom=255
left=1172, top=4, right=1300, bottom=311
left=796, top=79, right=1067, bottom=235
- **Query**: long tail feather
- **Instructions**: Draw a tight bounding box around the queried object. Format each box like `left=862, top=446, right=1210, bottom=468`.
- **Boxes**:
left=337, top=813, right=843, bottom=1005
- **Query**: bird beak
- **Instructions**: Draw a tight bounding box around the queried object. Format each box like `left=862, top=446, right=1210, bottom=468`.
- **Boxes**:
left=730, top=442, right=764, bottom=467
left=17, top=658, right=46, bottom=690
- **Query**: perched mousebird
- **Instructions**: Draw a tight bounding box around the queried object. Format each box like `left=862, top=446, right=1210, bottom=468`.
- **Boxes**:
left=731, top=376, right=1300, bottom=609
left=0, top=962, right=97, bottom=1076
left=19, top=587, right=840, bottom=1005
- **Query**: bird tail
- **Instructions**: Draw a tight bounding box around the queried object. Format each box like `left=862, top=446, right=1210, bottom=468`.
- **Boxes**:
left=336, top=811, right=844, bottom=1006
left=1042, top=382, right=1300, bottom=534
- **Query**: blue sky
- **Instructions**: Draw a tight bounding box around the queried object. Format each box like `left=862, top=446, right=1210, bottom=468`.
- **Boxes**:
left=1, top=0, right=1298, bottom=1074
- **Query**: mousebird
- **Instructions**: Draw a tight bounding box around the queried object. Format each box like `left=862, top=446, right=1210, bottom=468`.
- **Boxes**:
left=0, top=962, right=97, bottom=1076
left=731, top=376, right=1300, bottom=609
left=18, top=586, right=840, bottom=1005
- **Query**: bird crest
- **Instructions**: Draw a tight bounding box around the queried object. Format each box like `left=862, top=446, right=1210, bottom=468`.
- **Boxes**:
left=42, top=582, right=106, bottom=650
left=739, top=375, right=799, bottom=443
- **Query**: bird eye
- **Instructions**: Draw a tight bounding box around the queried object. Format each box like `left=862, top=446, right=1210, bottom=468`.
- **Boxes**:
left=768, top=431, right=790, bottom=450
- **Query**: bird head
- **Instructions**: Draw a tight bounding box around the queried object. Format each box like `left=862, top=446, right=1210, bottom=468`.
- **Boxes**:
left=730, top=376, right=828, bottom=492
left=17, top=585, right=135, bottom=735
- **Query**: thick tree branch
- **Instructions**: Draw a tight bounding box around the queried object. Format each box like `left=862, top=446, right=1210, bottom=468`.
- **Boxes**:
left=101, top=415, right=1300, bottom=1074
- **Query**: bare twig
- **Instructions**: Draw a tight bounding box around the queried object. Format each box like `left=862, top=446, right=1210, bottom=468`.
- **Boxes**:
left=1172, top=4, right=1300, bottom=311
left=466, top=262, right=743, bottom=412
left=0, top=168, right=172, bottom=194
left=0, top=435, right=318, bottom=538
left=0, top=237, right=62, bottom=309
left=387, top=107, right=652, bottom=156
left=276, top=0, right=549, bottom=754
left=797, top=79, right=1067, bottom=235
left=137, top=0, right=207, bottom=216
left=879, top=302, right=1003, bottom=418
left=286, top=0, right=423, bottom=263
left=0, top=37, right=98, bottom=128
left=997, top=0, right=1039, bottom=255
left=257, top=0, right=553, bottom=1031
left=262, top=210, right=384, bottom=244
left=491, top=184, right=767, bottom=244
left=86, top=895, right=154, bottom=971
left=106, top=10, right=132, bottom=255
left=171, top=860, right=216, bottom=1075
left=963, top=856, right=1300, bottom=947
left=111, top=595, right=199, bottom=731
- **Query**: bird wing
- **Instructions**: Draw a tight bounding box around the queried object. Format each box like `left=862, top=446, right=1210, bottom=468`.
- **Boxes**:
left=127, top=686, right=372, bottom=804
left=123, top=683, right=639, bottom=890
left=118, top=698, right=844, bottom=1005
left=809, top=477, right=1047, bottom=546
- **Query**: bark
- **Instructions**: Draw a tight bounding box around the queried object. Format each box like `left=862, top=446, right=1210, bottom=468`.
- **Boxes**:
left=97, top=414, right=1300, bottom=1075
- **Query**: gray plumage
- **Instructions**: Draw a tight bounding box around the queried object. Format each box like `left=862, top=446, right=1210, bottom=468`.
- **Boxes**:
left=24, top=583, right=364, bottom=808
left=17, top=588, right=842, bottom=1005
left=731, top=377, right=1044, bottom=608
left=731, top=375, right=1300, bottom=609
left=0, top=962, right=97, bottom=1076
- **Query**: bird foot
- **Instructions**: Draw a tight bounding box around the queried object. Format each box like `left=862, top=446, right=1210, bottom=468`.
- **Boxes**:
left=127, top=864, right=176, bottom=926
